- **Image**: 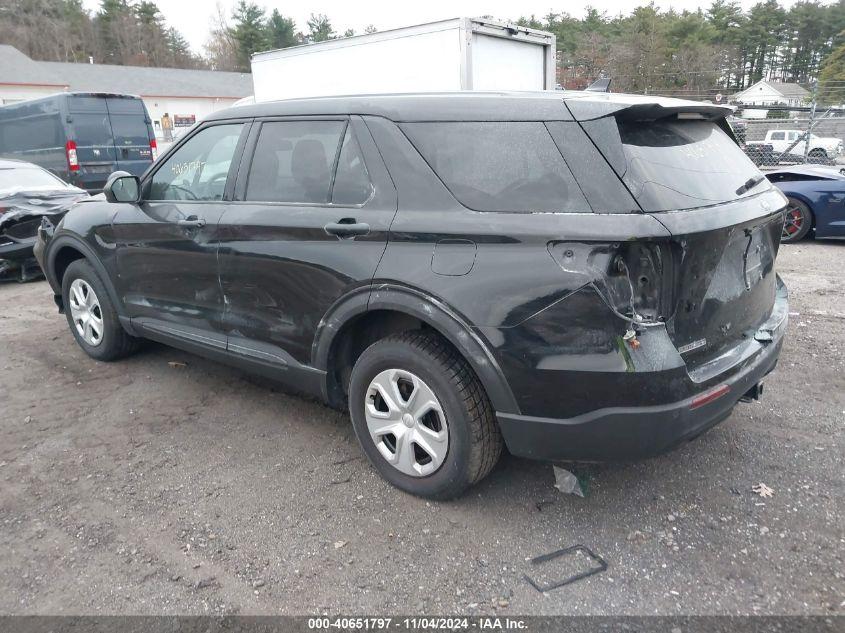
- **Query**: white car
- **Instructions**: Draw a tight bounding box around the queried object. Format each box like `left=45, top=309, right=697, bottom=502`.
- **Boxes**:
left=764, top=129, right=843, bottom=161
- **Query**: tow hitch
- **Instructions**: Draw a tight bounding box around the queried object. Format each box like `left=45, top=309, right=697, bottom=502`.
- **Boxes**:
left=740, top=382, right=764, bottom=403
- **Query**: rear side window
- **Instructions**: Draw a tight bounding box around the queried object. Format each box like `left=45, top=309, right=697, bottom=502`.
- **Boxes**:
left=332, top=127, right=373, bottom=205
left=587, top=118, right=770, bottom=212
left=246, top=120, right=346, bottom=204
left=0, top=113, right=63, bottom=153
left=401, top=122, right=589, bottom=213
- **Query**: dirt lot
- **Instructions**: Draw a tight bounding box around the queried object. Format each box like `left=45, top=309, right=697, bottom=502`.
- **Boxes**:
left=0, top=241, right=843, bottom=616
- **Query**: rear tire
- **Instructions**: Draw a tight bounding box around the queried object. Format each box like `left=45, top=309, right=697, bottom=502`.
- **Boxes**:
left=781, top=198, right=813, bottom=243
left=61, top=259, right=140, bottom=361
left=808, top=148, right=828, bottom=163
left=348, top=331, right=503, bottom=499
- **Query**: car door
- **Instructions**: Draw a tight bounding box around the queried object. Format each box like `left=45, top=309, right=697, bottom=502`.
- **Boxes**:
left=217, top=116, right=397, bottom=373
left=787, top=131, right=805, bottom=155
left=113, top=120, right=250, bottom=348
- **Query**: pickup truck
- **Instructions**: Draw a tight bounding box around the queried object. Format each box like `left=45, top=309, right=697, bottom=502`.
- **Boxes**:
left=748, top=129, right=844, bottom=163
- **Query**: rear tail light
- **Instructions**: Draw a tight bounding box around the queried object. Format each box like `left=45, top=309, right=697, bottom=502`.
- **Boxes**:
left=150, top=138, right=158, bottom=161
left=548, top=241, right=673, bottom=325
left=65, top=140, right=79, bottom=171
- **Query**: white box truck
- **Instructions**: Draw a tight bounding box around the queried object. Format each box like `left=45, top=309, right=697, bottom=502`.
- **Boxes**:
left=251, top=18, right=556, bottom=102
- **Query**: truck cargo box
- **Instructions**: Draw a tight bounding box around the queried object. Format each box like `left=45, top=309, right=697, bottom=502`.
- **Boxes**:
left=251, top=18, right=556, bottom=102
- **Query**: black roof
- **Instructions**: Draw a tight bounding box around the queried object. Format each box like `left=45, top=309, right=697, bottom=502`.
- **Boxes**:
left=205, top=91, right=733, bottom=123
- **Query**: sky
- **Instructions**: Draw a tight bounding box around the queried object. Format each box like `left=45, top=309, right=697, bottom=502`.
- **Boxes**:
left=83, top=0, right=806, bottom=54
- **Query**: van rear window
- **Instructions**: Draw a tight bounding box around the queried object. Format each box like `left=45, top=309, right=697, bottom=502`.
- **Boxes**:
left=401, top=122, right=589, bottom=213
left=609, top=119, right=769, bottom=211
left=72, top=113, right=113, bottom=146
left=110, top=115, right=149, bottom=147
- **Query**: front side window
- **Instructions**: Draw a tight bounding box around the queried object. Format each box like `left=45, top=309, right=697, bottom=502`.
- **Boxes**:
left=148, top=123, right=243, bottom=201
left=400, top=121, right=589, bottom=213
left=770, top=131, right=785, bottom=141
left=245, top=120, right=349, bottom=204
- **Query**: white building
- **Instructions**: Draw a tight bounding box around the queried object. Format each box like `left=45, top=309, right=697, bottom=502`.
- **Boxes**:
left=0, top=46, right=253, bottom=140
left=732, top=79, right=810, bottom=118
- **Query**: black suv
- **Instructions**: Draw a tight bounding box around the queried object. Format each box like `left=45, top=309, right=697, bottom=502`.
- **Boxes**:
left=35, top=92, right=789, bottom=499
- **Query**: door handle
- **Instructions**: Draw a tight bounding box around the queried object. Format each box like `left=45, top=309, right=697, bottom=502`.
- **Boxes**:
left=177, top=215, right=206, bottom=228
left=324, top=219, right=370, bottom=238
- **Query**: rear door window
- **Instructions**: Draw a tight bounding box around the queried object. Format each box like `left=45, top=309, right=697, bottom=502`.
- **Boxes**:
left=245, top=120, right=346, bottom=204
left=401, top=121, right=589, bottom=213
left=110, top=115, right=149, bottom=148
left=72, top=113, right=114, bottom=146
left=106, top=97, right=150, bottom=155
left=587, top=118, right=770, bottom=211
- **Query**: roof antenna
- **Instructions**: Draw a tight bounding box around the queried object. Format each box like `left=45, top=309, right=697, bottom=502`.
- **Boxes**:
left=585, top=77, right=611, bottom=93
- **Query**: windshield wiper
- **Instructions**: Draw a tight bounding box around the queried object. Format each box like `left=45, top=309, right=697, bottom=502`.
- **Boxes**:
left=736, top=175, right=765, bottom=196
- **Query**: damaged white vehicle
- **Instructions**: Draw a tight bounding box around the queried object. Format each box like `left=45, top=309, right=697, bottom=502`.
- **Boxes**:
left=0, top=159, right=88, bottom=281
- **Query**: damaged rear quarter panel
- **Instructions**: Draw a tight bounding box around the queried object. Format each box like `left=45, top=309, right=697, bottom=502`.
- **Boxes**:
left=377, top=205, right=680, bottom=418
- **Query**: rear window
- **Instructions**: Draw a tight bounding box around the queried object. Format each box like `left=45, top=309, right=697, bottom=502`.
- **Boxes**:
left=401, top=122, right=589, bottom=213
left=110, top=115, right=149, bottom=147
left=72, top=113, right=113, bottom=146
left=611, top=119, right=769, bottom=211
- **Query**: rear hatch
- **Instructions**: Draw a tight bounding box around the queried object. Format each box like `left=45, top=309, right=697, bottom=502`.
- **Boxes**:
left=104, top=96, right=154, bottom=174
left=576, top=103, right=786, bottom=369
left=67, top=95, right=153, bottom=190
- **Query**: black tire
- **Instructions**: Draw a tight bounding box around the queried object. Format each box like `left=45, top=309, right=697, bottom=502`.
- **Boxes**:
left=808, top=148, right=828, bottom=163
left=781, top=197, right=813, bottom=243
left=348, top=331, right=503, bottom=499
left=61, top=259, right=141, bottom=361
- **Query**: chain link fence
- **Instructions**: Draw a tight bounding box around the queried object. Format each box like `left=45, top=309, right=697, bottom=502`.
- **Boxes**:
left=730, top=106, right=845, bottom=170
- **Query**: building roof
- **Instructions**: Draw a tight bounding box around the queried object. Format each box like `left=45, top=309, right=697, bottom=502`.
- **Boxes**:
left=208, top=91, right=733, bottom=123
left=0, top=45, right=253, bottom=99
left=734, top=80, right=810, bottom=101
left=766, top=81, right=810, bottom=98
left=0, top=45, right=65, bottom=87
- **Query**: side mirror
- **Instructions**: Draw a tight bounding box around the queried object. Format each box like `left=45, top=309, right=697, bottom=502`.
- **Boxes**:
left=104, top=171, right=140, bottom=203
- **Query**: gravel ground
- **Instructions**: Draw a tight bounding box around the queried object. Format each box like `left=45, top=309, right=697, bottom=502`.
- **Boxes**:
left=0, top=241, right=843, bottom=616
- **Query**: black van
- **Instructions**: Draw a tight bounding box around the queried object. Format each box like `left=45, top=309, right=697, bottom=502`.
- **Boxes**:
left=0, top=92, right=156, bottom=193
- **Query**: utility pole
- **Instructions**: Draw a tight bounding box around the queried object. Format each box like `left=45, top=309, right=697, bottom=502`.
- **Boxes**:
left=803, top=80, right=818, bottom=164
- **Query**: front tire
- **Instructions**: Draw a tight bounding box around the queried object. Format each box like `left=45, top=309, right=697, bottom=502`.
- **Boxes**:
left=781, top=198, right=813, bottom=243
left=61, top=259, right=140, bottom=361
left=348, top=331, right=503, bottom=499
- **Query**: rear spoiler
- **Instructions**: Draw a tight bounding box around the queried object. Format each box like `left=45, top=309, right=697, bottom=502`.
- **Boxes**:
left=564, top=93, right=734, bottom=123
left=564, top=93, right=739, bottom=145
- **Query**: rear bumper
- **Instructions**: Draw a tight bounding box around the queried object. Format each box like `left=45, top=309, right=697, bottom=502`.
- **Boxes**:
left=496, top=279, right=788, bottom=462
